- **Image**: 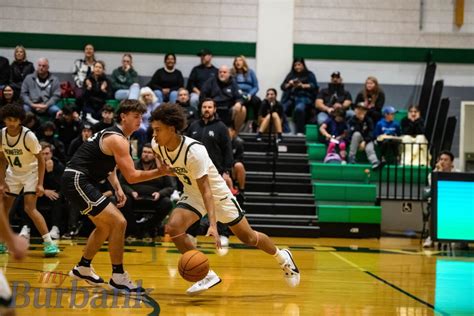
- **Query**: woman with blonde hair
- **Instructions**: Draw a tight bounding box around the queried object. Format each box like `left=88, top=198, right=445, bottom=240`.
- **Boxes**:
left=354, top=76, right=385, bottom=124
left=232, top=55, right=261, bottom=131
left=10, top=45, right=35, bottom=93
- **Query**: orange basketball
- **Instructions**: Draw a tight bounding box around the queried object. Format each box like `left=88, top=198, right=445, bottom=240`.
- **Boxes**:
left=178, top=250, right=209, bottom=282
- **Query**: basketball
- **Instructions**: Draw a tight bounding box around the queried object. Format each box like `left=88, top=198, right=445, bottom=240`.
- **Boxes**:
left=178, top=250, right=209, bottom=282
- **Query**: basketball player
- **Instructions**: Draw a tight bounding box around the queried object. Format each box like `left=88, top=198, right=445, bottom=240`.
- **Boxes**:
left=0, top=103, right=60, bottom=257
left=62, top=100, right=170, bottom=293
left=150, top=103, right=300, bottom=296
left=0, top=197, right=29, bottom=316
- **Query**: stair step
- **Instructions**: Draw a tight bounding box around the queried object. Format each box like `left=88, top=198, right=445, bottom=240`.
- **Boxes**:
left=245, top=202, right=315, bottom=215
left=248, top=181, right=312, bottom=193
left=313, top=183, right=377, bottom=202
left=317, top=205, right=381, bottom=224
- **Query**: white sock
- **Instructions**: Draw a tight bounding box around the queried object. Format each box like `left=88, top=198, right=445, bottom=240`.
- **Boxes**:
left=273, top=248, right=286, bottom=265
left=42, top=233, right=53, bottom=244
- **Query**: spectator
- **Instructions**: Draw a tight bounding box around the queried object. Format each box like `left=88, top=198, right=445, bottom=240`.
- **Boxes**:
left=148, top=53, right=184, bottom=104
left=281, top=58, right=318, bottom=135
left=10, top=45, right=35, bottom=93
left=54, top=104, right=81, bottom=154
left=93, top=104, right=115, bottom=133
left=176, top=87, right=198, bottom=126
left=186, top=98, right=233, bottom=246
left=228, top=126, right=246, bottom=206
left=231, top=55, right=261, bottom=130
left=0, top=55, right=10, bottom=89
left=23, top=111, right=42, bottom=135
left=39, top=142, right=65, bottom=239
left=82, top=60, right=112, bottom=123
left=401, top=105, right=429, bottom=165
left=200, top=65, right=245, bottom=132
left=111, top=53, right=139, bottom=100
left=374, top=106, right=401, bottom=164
left=316, top=71, right=352, bottom=125
left=67, top=123, right=93, bottom=159
left=119, top=143, right=175, bottom=238
left=72, top=43, right=96, bottom=97
left=186, top=48, right=218, bottom=109
left=39, top=121, right=67, bottom=164
left=137, top=87, right=160, bottom=145
left=319, top=108, right=348, bottom=163
left=347, top=103, right=381, bottom=169
left=354, top=76, right=385, bottom=124
left=0, top=85, right=20, bottom=107
left=256, top=88, right=284, bottom=143
left=21, top=58, right=61, bottom=118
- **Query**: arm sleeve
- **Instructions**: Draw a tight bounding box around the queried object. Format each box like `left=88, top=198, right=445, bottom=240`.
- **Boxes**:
left=147, top=69, right=162, bottom=91
left=46, top=77, right=61, bottom=107
left=374, top=121, right=383, bottom=137
left=249, top=70, right=259, bottom=96
left=186, top=68, right=197, bottom=91
left=21, top=77, right=33, bottom=105
left=220, top=125, right=233, bottom=172
left=375, top=91, right=385, bottom=110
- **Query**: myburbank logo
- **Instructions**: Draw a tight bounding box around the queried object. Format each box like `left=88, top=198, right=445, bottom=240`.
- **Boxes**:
left=10, top=274, right=155, bottom=309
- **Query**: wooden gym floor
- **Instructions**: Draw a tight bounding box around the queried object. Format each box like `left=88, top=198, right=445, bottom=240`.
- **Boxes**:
left=1, top=236, right=473, bottom=316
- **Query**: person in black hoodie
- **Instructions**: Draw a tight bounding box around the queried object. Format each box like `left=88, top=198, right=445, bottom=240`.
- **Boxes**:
left=82, top=60, right=111, bottom=123
left=347, top=102, right=381, bottom=169
left=186, top=98, right=233, bottom=247
left=10, top=45, right=35, bottom=93
left=39, top=121, right=67, bottom=164
left=54, top=104, right=81, bottom=154
left=401, top=105, right=429, bottom=165
left=147, top=53, right=184, bottom=103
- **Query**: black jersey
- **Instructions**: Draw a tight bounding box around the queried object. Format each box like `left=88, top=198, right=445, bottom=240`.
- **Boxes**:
left=66, top=125, right=126, bottom=183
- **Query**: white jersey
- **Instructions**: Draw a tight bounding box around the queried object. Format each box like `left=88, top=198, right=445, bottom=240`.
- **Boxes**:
left=152, top=136, right=232, bottom=202
left=0, top=126, right=41, bottom=174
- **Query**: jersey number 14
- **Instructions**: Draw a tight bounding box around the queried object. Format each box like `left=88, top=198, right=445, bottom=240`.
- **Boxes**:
left=7, top=156, right=22, bottom=168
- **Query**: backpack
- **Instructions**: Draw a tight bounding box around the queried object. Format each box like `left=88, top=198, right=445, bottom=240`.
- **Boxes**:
left=324, top=152, right=343, bottom=164
left=60, top=81, right=76, bottom=98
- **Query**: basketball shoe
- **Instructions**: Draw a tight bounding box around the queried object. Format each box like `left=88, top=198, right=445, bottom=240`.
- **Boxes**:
left=280, top=249, right=300, bottom=287
left=43, top=242, right=60, bottom=257
left=109, top=271, right=146, bottom=294
left=186, top=270, right=221, bottom=296
left=69, top=265, right=105, bottom=286
left=0, top=243, right=7, bottom=254
left=0, top=271, right=12, bottom=310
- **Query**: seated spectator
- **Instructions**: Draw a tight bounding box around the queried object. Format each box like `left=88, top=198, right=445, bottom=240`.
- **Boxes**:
left=401, top=105, right=429, bottom=165
left=72, top=43, right=96, bottom=98
left=67, top=122, right=93, bottom=160
left=21, top=57, right=61, bottom=118
left=347, top=103, right=381, bottom=169
left=176, top=87, right=198, bottom=126
left=119, top=143, right=175, bottom=238
left=111, top=53, right=139, bottom=100
left=148, top=53, right=184, bottom=104
left=54, top=104, right=81, bottom=154
left=137, top=87, right=160, bottom=144
left=186, top=48, right=218, bottom=109
left=316, top=71, right=352, bottom=125
left=319, top=108, right=348, bottom=163
left=229, top=126, right=246, bottom=206
left=23, top=111, right=42, bottom=135
left=93, top=104, right=115, bottom=133
left=39, top=142, right=65, bottom=239
left=0, top=85, right=20, bottom=107
left=232, top=55, right=261, bottom=130
left=10, top=45, right=35, bottom=93
left=354, top=76, right=385, bottom=124
left=281, top=58, right=318, bottom=135
left=82, top=60, right=112, bottom=123
left=256, top=88, right=284, bottom=143
left=200, top=65, right=245, bottom=131
left=0, top=55, right=9, bottom=89
left=39, top=121, right=67, bottom=164
left=374, top=106, right=401, bottom=164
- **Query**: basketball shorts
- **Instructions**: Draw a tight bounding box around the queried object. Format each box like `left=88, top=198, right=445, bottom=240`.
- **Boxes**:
left=175, top=193, right=245, bottom=226
left=5, top=168, right=38, bottom=195
left=61, top=168, right=110, bottom=217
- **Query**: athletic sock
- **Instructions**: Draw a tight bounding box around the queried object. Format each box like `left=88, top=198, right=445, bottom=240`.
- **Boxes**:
left=42, top=233, right=53, bottom=244
left=112, top=264, right=124, bottom=274
left=78, top=256, right=92, bottom=268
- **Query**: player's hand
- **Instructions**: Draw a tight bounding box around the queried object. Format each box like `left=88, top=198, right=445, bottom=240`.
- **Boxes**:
left=7, top=234, right=29, bottom=260
left=206, top=224, right=221, bottom=249
left=115, top=189, right=127, bottom=208
left=151, top=192, right=160, bottom=201
left=36, top=185, right=45, bottom=197
left=131, top=191, right=139, bottom=200
left=158, top=163, right=174, bottom=176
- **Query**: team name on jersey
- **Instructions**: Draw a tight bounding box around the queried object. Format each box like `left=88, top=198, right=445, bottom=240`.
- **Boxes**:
left=4, top=148, right=23, bottom=155
left=172, top=166, right=188, bottom=175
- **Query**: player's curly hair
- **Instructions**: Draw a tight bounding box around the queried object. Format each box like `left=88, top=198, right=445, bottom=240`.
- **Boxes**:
left=0, top=103, right=26, bottom=122
left=150, top=103, right=187, bottom=132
